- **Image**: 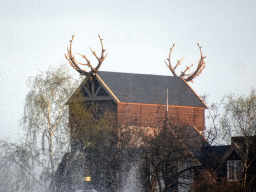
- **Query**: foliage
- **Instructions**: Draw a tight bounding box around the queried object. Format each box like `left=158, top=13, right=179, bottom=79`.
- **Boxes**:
left=69, top=102, right=115, bottom=147
left=220, top=88, right=256, bottom=141
left=20, top=64, right=81, bottom=189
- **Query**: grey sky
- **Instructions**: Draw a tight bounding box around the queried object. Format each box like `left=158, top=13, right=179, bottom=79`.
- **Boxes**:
left=1, top=0, right=256, bottom=142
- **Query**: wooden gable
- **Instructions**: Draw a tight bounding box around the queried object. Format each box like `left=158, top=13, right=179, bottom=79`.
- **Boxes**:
left=68, top=74, right=119, bottom=104
left=81, top=78, right=111, bottom=101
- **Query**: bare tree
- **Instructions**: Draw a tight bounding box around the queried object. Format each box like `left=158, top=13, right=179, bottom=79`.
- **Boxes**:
left=202, top=94, right=225, bottom=145
left=21, top=64, right=81, bottom=188
left=142, top=122, right=207, bottom=192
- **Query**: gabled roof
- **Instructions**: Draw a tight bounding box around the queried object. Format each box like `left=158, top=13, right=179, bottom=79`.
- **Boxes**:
left=220, top=142, right=245, bottom=163
left=197, top=145, right=230, bottom=160
left=195, top=145, right=230, bottom=170
left=95, top=71, right=207, bottom=108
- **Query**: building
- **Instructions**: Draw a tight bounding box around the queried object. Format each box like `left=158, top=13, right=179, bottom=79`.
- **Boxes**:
left=196, top=136, right=256, bottom=191
left=53, top=71, right=210, bottom=191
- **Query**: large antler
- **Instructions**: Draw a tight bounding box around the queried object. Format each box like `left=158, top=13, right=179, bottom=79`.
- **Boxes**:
left=165, top=43, right=206, bottom=82
left=65, top=34, right=107, bottom=75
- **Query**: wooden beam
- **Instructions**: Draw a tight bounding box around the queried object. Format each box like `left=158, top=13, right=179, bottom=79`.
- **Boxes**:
left=96, top=74, right=120, bottom=103
left=83, top=96, right=112, bottom=101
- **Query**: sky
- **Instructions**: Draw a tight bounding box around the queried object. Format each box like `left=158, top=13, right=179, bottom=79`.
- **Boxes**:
left=0, top=0, right=256, bottom=142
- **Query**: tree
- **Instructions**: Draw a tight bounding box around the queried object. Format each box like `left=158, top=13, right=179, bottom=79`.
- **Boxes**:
left=0, top=140, right=45, bottom=192
left=62, top=103, right=145, bottom=192
left=203, top=95, right=225, bottom=145
left=68, top=102, right=118, bottom=191
left=220, top=88, right=256, bottom=191
left=142, top=120, right=207, bottom=192
left=197, top=88, right=256, bottom=191
left=21, top=64, right=81, bottom=188
left=220, top=88, right=256, bottom=141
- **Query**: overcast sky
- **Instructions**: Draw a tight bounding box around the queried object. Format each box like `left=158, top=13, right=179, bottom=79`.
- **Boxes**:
left=1, top=0, right=256, bottom=142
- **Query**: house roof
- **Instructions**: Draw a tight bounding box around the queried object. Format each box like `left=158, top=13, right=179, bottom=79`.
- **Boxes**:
left=96, top=71, right=207, bottom=107
left=220, top=143, right=245, bottom=163
left=195, top=145, right=230, bottom=169
left=203, top=145, right=231, bottom=159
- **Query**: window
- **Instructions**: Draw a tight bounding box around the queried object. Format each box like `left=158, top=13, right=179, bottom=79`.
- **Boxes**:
left=178, top=161, right=194, bottom=192
left=227, top=160, right=242, bottom=181
left=178, top=161, right=193, bottom=173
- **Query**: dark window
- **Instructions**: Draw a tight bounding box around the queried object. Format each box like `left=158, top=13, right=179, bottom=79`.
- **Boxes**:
left=227, top=160, right=242, bottom=181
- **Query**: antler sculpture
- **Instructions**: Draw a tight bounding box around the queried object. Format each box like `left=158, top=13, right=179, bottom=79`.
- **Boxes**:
left=165, top=43, right=206, bottom=82
left=65, top=34, right=107, bottom=75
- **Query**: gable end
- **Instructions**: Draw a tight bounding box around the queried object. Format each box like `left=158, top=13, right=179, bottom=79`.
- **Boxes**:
left=81, top=77, right=113, bottom=101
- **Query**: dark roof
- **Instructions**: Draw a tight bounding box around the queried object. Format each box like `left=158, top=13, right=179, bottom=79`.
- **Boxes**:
left=206, top=145, right=231, bottom=158
left=195, top=145, right=230, bottom=166
left=97, top=71, right=206, bottom=107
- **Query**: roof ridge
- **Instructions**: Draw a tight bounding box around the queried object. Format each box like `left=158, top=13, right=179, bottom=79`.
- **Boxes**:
left=98, top=71, right=178, bottom=78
